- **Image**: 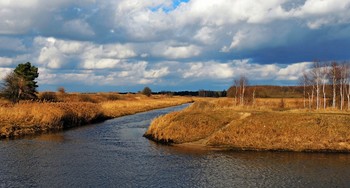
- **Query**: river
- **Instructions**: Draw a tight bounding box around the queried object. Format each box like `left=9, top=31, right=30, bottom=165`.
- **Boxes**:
left=1, top=104, right=349, bottom=187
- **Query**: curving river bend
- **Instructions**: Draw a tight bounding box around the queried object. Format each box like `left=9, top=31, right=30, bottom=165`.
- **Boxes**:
left=1, top=104, right=349, bottom=187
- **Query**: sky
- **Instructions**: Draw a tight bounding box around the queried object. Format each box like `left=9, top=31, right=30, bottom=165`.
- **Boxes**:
left=1, top=0, right=350, bottom=92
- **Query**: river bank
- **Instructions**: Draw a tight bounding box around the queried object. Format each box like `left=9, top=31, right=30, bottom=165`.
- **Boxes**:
left=144, top=98, right=350, bottom=153
left=0, top=94, right=193, bottom=139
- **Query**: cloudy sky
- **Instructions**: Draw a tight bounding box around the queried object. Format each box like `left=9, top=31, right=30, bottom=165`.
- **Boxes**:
left=1, top=0, right=350, bottom=92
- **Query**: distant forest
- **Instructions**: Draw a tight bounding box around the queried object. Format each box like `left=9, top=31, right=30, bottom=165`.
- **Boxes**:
left=154, top=86, right=304, bottom=98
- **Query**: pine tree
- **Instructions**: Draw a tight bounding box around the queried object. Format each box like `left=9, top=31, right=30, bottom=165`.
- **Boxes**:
left=1, top=62, right=39, bottom=102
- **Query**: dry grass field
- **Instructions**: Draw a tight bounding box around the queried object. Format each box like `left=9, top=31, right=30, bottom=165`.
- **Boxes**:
left=0, top=93, right=193, bottom=139
left=144, top=98, right=350, bottom=152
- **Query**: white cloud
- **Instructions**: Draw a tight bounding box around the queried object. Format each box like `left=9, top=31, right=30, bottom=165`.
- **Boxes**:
left=144, top=67, right=169, bottom=78
left=221, top=30, right=246, bottom=52
left=182, top=61, right=234, bottom=79
left=82, top=59, right=121, bottom=69
left=34, top=37, right=137, bottom=69
left=194, top=26, right=217, bottom=44
left=293, top=0, right=350, bottom=15
left=162, top=45, right=201, bottom=59
left=0, top=57, right=13, bottom=66
left=0, top=67, right=12, bottom=79
left=180, top=60, right=311, bottom=82
left=277, top=62, right=312, bottom=80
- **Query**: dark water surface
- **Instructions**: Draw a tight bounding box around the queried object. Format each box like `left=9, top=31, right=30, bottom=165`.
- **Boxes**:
left=1, top=104, right=350, bottom=187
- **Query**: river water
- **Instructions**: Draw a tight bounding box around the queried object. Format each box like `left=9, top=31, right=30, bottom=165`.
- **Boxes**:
left=1, top=104, right=349, bottom=187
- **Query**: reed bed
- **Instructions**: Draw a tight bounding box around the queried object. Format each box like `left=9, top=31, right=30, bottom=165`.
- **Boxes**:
left=0, top=94, right=192, bottom=139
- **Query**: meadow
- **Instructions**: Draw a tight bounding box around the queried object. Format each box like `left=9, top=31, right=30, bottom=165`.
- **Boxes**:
left=144, top=98, right=350, bottom=152
left=0, top=93, right=193, bottom=139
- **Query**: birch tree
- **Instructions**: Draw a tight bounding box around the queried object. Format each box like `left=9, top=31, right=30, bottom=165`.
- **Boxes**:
left=301, top=72, right=309, bottom=108
left=233, top=76, right=248, bottom=106
left=310, top=62, right=321, bottom=110
left=330, top=62, right=338, bottom=109
left=320, top=63, right=329, bottom=109
left=339, top=63, right=348, bottom=110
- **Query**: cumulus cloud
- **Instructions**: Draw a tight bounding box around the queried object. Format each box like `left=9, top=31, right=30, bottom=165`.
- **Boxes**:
left=0, top=57, right=13, bottom=66
left=182, top=61, right=234, bottom=79
left=181, top=59, right=311, bottom=83
left=34, top=37, right=137, bottom=69
left=0, top=67, right=12, bottom=79
left=162, top=45, right=201, bottom=59
left=277, top=62, right=312, bottom=80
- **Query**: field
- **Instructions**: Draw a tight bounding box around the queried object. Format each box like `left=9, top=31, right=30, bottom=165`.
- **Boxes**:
left=0, top=93, right=193, bottom=139
left=144, top=98, right=350, bottom=152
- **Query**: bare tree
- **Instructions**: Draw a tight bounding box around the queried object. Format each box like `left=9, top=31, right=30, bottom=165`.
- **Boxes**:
left=347, top=62, right=350, bottom=110
left=233, top=76, right=248, bottom=106
left=330, top=62, right=338, bottom=108
left=240, top=76, right=248, bottom=106
left=234, top=79, right=239, bottom=106
left=339, top=63, right=349, bottom=111
left=310, top=61, right=322, bottom=110
left=299, top=72, right=309, bottom=109
left=320, top=63, right=329, bottom=109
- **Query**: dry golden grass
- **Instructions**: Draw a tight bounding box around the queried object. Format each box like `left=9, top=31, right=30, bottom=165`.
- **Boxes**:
left=145, top=102, right=241, bottom=143
left=145, top=98, right=350, bottom=152
left=101, top=96, right=194, bottom=117
left=0, top=94, right=193, bottom=138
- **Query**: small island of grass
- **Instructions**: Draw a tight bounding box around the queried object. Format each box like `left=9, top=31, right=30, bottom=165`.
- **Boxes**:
left=144, top=98, right=350, bottom=153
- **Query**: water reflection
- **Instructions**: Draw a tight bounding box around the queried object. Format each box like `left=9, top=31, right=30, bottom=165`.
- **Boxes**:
left=1, top=104, right=349, bottom=187
left=35, top=134, right=67, bottom=143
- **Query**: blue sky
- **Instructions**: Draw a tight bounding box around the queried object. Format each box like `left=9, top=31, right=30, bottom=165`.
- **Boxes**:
left=1, top=0, right=350, bottom=92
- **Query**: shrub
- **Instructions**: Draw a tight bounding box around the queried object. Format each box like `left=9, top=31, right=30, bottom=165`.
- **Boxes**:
left=57, top=87, right=66, bottom=94
left=39, top=92, right=58, bottom=102
left=142, top=87, right=152, bottom=97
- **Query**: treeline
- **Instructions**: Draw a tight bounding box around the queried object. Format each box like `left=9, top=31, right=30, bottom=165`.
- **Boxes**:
left=300, top=61, right=350, bottom=110
left=228, top=85, right=304, bottom=98
left=156, top=90, right=227, bottom=97
left=157, top=87, right=304, bottom=98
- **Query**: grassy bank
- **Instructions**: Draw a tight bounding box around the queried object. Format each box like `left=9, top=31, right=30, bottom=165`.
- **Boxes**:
left=144, top=98, right=350, bottom=152
left=0, top=93, right=193, bottom=139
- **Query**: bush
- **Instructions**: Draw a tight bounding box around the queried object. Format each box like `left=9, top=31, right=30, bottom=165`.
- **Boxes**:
left=57, top=87, right=66, bottom=94
left=142, top=87, right=152, bottom=97
left=39, top=92, right=58, bottom=102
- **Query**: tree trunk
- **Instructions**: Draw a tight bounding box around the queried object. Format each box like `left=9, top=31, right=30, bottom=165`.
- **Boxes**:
left=308, top=92, right=311, bottom=110
left=340, top=80, right=343, bottom=111
left=303, top=82, right=306, bottom=108
left=316, top=79, right=320, bottom=110
left=348, top=83, right=350, bottom=110
left=241, top=82, right=245, bottom=106
left=323, top=82, right=326, bottom=109
left=332, top=66, right=336, bottom=108
left=235, top=85, right=238, bottom=106
left=252, top=88, right=256, bottom=106
left=311, top=85, right=314, bottom=109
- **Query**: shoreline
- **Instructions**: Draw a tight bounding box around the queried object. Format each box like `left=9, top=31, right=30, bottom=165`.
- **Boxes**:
left=174, top=143, right=350, bottom=153
left=0, top=97, right=193, bottom=140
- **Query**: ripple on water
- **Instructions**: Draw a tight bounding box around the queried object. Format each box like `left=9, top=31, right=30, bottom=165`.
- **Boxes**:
left=1, top=104, right=350, bottom=187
